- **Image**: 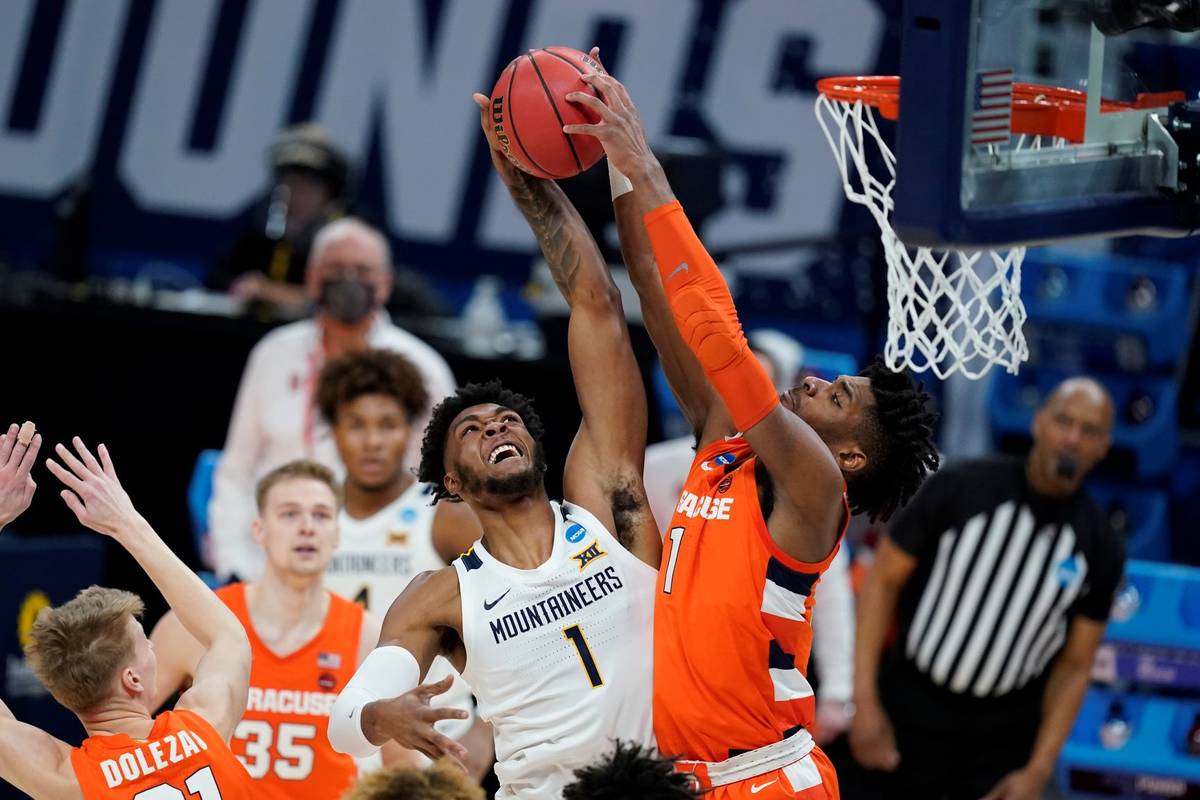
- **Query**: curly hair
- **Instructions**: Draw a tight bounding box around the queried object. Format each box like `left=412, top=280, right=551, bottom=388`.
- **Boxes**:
left=343, top=759, right=484, bottom=800
left=846, top=357, right=940, bottom=522
left=563, top=741, right=699, bottom=800
left=315, top=348, right=429, bottom=426
left=418, top=379, right=546, bottom=503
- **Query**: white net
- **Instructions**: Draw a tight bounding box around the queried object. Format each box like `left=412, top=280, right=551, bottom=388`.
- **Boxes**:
left=815, top=93, right=1032, bottom=380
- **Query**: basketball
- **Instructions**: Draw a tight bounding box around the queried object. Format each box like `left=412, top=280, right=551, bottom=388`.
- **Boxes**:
left=488, top=47, right=606, bottom=180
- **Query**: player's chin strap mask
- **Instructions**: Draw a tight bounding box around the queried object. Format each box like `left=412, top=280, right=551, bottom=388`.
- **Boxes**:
left=319, top=277, right=375, bottom=325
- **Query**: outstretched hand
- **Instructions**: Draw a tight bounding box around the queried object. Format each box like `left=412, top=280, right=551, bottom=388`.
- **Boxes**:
left=561, top=50, right=658, bottom=181
left=365, top=674, right=471, bottom=770
left=0, top=423, right=41, bottom=529
left=45, top=438, right=143, bottom=539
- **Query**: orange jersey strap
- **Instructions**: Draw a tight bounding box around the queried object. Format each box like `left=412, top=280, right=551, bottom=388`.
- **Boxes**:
left=644, top=200, right=779, bottom=432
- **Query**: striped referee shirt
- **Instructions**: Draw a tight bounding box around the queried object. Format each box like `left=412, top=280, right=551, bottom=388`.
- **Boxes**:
left=889, top=457, right=1123, bottom=704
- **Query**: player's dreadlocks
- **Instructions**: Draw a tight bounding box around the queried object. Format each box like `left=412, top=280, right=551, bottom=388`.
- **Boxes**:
left=418, top=379, right=546, bottom=502
left=847, top=357, right=940, bottom=522
left=563, top=741, right=699, bottom=800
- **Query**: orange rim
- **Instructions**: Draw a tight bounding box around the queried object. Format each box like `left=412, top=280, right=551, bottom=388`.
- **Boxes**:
left=817, top=75, right=1184, bottom=144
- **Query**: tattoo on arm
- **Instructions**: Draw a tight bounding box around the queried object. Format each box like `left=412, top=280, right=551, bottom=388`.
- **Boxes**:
left=506, top=173, right=590, bottom=301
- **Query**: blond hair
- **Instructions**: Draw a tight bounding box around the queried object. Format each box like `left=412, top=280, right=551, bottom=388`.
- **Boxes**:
left=255, top=459, right=342, bottom=512
left=343, top=760, right=485, bottom=800
left=24, top=586, right=145, bottom=713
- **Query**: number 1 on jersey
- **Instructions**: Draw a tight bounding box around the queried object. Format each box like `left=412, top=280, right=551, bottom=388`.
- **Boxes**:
left=563, top=625, right=603, bottom=688
left=663, top=527, right=686, bottom=594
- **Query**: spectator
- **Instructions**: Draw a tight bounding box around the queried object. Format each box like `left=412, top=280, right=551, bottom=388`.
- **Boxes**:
left=208, top=122, right=349, bottom=309
left=344, top=759, right=484, bottom=800
left=208, top=217, right=456, bottom=581
left=562, top=741, right=699, bottom=800
left=846, top=377, right=1122, bottom=800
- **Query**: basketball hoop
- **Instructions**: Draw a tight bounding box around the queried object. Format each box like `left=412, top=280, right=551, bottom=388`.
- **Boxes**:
left=815, top=76, right=1094, bottom=380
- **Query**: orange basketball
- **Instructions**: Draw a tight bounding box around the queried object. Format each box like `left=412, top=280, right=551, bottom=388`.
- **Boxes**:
left=488, top=47, right=606, bottom=180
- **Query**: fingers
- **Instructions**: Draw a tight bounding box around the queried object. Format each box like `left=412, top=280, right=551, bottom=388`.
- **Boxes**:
left=0, top=424, right=16, bottom=465
left=72, top=436, right=104, bottom=476
left=562, top=123, right=605, bottom=137
left=53, top=442, right=90, bottom=482
left=580, top=72, right=630, bottom=111
left=430, top=731, right=469, bottom=764
left=45, top=456, right=86, bottom=495
left=417, top=675, right=456, bottom=699
left=564, top=90, right=611, bottom=118
left=60, top=489, right=86, bottom=519
left=472, top=92, right=490, bottom=111
left=424, top=706, right=471, bottom=724
left=16, top=433, right=41, bottom=476
left=98, top=444, right=117, bottom=480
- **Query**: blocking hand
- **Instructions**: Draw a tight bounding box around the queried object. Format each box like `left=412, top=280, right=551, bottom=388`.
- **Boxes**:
left=365, top=674, right=471, bottom=769
left=0, top=423, right=41, bottom=529
left=46, top=438, right=142, bottom=539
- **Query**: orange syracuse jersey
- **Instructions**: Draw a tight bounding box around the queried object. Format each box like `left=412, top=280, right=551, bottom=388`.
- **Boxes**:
left=70, top=708, right=255, bottom=799
left=216, top=583, right=363, bottom=800
left=654, top=437, right=845, bottom=762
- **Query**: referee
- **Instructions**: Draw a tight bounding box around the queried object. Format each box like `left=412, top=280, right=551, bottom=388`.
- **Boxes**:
left=845, top=377, right=1123, bottom=800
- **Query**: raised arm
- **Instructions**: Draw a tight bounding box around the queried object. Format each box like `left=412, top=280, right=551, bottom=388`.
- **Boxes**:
left=46, top=438, right=251, bottom=741
left=474, top=93, right=658, bottom=565
left=565, top=72, right=844, bottom=561
left=147, top=609, right=208, bottom=711
left=0, top=698, right=77, bottom=800
left=612, top=166, right=716, bottom=438
left=329, top=567, right=469, bottom=766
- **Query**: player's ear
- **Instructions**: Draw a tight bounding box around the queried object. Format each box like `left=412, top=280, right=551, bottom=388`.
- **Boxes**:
left=251, top=516, right=266, bottom=547
left=443, top=471, right=462, bottom=499
left=121, top=666, right=144, bottom=698
left=837, top=446, right=866, bottom=475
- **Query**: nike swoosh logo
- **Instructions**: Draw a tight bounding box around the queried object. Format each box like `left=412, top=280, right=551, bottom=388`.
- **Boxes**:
left=724, top=432, right=742, bottom=441
left=483, top=588, right=511, bottom=611
left=668, top=261, right=689, bottom=279
left=750, top=780, right=777, bottom=794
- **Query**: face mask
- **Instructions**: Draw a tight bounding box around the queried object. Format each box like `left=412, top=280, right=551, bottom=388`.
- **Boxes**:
left=319, top=277, right=374, bottom=324
left=1055, top=454, right=1079, bottom=480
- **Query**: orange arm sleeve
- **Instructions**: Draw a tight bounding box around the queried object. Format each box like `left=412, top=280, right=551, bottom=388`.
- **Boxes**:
left=644, top=200, right=779, bottom=432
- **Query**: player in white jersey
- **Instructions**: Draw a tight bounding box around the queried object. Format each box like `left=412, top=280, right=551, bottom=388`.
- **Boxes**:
left=315, top=349, right=490, bottom=778
left=327, top=93, right=662, bottom=799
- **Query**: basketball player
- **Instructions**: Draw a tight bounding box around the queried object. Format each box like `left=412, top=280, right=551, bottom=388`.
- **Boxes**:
left=150, top=460, right=393, bottom=799
left=327, top=94, right=661, bottom=799
left=562, top=65, right=939, bottom=798
left=0, top=432, right=254, bottom=799
left=315, top=349, right=492, bottom=777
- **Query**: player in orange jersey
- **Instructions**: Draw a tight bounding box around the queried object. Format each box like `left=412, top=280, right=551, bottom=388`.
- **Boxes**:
left=151, top=459, right=403, bottom=799
left=0, top=427, right=254, bottom=800
left=562, top=62, right=940, bottom=799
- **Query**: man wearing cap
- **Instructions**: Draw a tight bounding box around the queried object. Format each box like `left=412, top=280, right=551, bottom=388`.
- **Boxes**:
left=209, top=122, right=351, bottom=307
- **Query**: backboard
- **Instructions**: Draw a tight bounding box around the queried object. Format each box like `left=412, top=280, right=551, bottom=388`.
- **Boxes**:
left=892, top=0, right=1200, bottom=249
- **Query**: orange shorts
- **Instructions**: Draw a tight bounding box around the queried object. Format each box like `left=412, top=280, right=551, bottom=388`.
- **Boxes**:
left=700, top=746, right=839, bottom=800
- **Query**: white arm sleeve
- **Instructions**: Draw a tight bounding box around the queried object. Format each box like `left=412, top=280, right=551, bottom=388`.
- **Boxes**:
left=328, top=645, right=420, bottom=758
left=812, top=546, right=855, bottom=703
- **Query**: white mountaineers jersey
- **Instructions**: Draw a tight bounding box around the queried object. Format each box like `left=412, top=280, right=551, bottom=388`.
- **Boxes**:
left=329, top=481, right=473, bottom=740
left=454, top=500, right=656, bottom=800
